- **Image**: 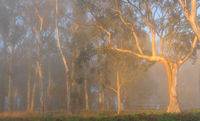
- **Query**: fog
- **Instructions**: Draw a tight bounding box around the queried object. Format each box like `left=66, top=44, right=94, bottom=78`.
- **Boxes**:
left=0, top=0, right=200, bottom=114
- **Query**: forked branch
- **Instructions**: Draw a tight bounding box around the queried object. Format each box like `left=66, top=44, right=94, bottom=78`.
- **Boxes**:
left=110, top=8, right=143, bottom=54
left=178, top=36, right=197, bottom=65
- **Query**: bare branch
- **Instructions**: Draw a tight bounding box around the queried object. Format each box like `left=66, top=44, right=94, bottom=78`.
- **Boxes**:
left=97, top=25, right=111, bottom=45
left=110, top=8, right=143, bottom=54
left=55, top=0, right=69, bottom=72
left=159, top=36, right=164, bottom=56
left=109, top=87, right=117, bottom=93
left=191, top=0, right=197, bottom=22
left=178, top=0, right=190, bottom=20
left=35, top=8, right=43, bottom=31
left=132, top=32, right=143, bottom=54
left=101, top=81, right=117, bottom=93
left=124, top=2, right=157, bottom=56
left=178, top=36, right=197, bottom=65
left=110, top=47, right=164, bottom=62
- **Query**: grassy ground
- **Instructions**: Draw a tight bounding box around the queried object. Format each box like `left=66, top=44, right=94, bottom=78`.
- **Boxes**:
left=0, top=111, right=200, bottom=121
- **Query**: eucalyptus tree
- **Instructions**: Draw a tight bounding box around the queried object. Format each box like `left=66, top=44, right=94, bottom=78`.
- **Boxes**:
left=55, top=0, right=75, bottom=112
left=178, top=0, right=200, bottom=41
left=81, top=0, right=198, bottom=113
left=0, top=0, right=10, bottom=112
left=98, top=45, right=151, bottom=114
left=74, top=44, right=96, bottom=111
left=0, top=0, right=26, bottom=112
left=21, top=0, right=49, bottom=112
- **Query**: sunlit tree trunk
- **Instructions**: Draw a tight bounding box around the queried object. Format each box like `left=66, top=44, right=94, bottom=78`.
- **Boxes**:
left=163, top=61, right=180, bottom=113
left=37, top=53, right=44, bottom=112
left=102, top=91, right=104, bottom=110
left=65, top=73, right=70, bottom=112
left=98, top=91, right=103, bottom=110
left=8, top=42, right=14, bottom=112
left=27, top=47, right=32, bottom=112
left=56, top=0, right=71, bottom=112
left=178, top=0, right=200, bottom=41
left=71, top=61, right=75, bottom=86
left=84, top=77, right=89, bottom=111
left=116, top=71, right=121, bottom=115
left=71, top=60, right=76, bottom=111
left=34, top=6, right=44, bottom=113
left=98, top=0, right=197, bottom=113
left=30, top=67, right=37, bottom=112
left=71, top=60, right=78, bottom=112
left=34, top=29, right=44, bottom=112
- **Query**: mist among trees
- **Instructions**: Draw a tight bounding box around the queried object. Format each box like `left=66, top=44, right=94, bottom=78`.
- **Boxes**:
left=0, top=0, right=200, bottom=115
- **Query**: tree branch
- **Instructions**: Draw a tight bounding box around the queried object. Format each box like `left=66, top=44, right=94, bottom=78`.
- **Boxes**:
left=109, top=87, right=117, bottom=93
left=122, top=2, right=157, bottom=56
left=55, top=0, right=69, bottom=72
left=178, top=36, right=197, bottom=65
left=110, top=47, right=163, bottom=62
left=178, top=0, right=190, bottom=21
left=191, top=0, right=197, bottom=22
left=101, top=81, right=117, bottom=93
left=35, top=8, right=43, bottom=31
left=97, top=25, right=111, bottom=45
left=110, top=8, right=143, bottom=54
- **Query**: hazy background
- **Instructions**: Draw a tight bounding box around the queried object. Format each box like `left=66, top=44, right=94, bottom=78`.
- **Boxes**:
left=0, top=0, right=199, bottom=113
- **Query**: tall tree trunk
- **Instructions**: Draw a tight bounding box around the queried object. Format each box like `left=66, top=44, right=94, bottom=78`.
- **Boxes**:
left=8, top=43, right=14, bottom=112
left=65, top=72, right=70, bottom=112
left=35, top=28, right=44, bottom=112
left=163, top=61, right=180, bottom=113
left=98, top=73, right=104, bottom=111
left=0, top=44, right=7, bottom=112
left=106, top=90, right=110, bottom=111
left=102, top=91, right=104, bottom=111
left=116, top=71, right=121, bottom=114
left=30, top=67, right=37, bottom=112
left=71, top=61, right=75, bottom=86
left=84, top=78, right=89, bottom=111
left=99, top=91, right=103, bottom=110
left=27, top=47, right=32, bottom=112
left=46, top=59, right=52, bottom=111
left=13, top=88, right=18, bottom=111
left=37, top=59, right=43, bottom=112
left=71, top=60, right=78, bottom=112
left=106, top=96, right=110, bottom=111
left=56, top=0, right=70, bottom=112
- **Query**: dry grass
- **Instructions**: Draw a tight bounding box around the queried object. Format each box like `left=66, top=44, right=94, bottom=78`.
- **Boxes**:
left=0, top=110, right=165, bottom=118
left=0, top=110, right=199, bottom=121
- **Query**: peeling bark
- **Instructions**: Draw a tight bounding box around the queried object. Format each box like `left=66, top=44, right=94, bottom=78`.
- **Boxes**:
left=163, top=61, right=180, bottom=113
left=167, top=63, right=180, bottom=113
